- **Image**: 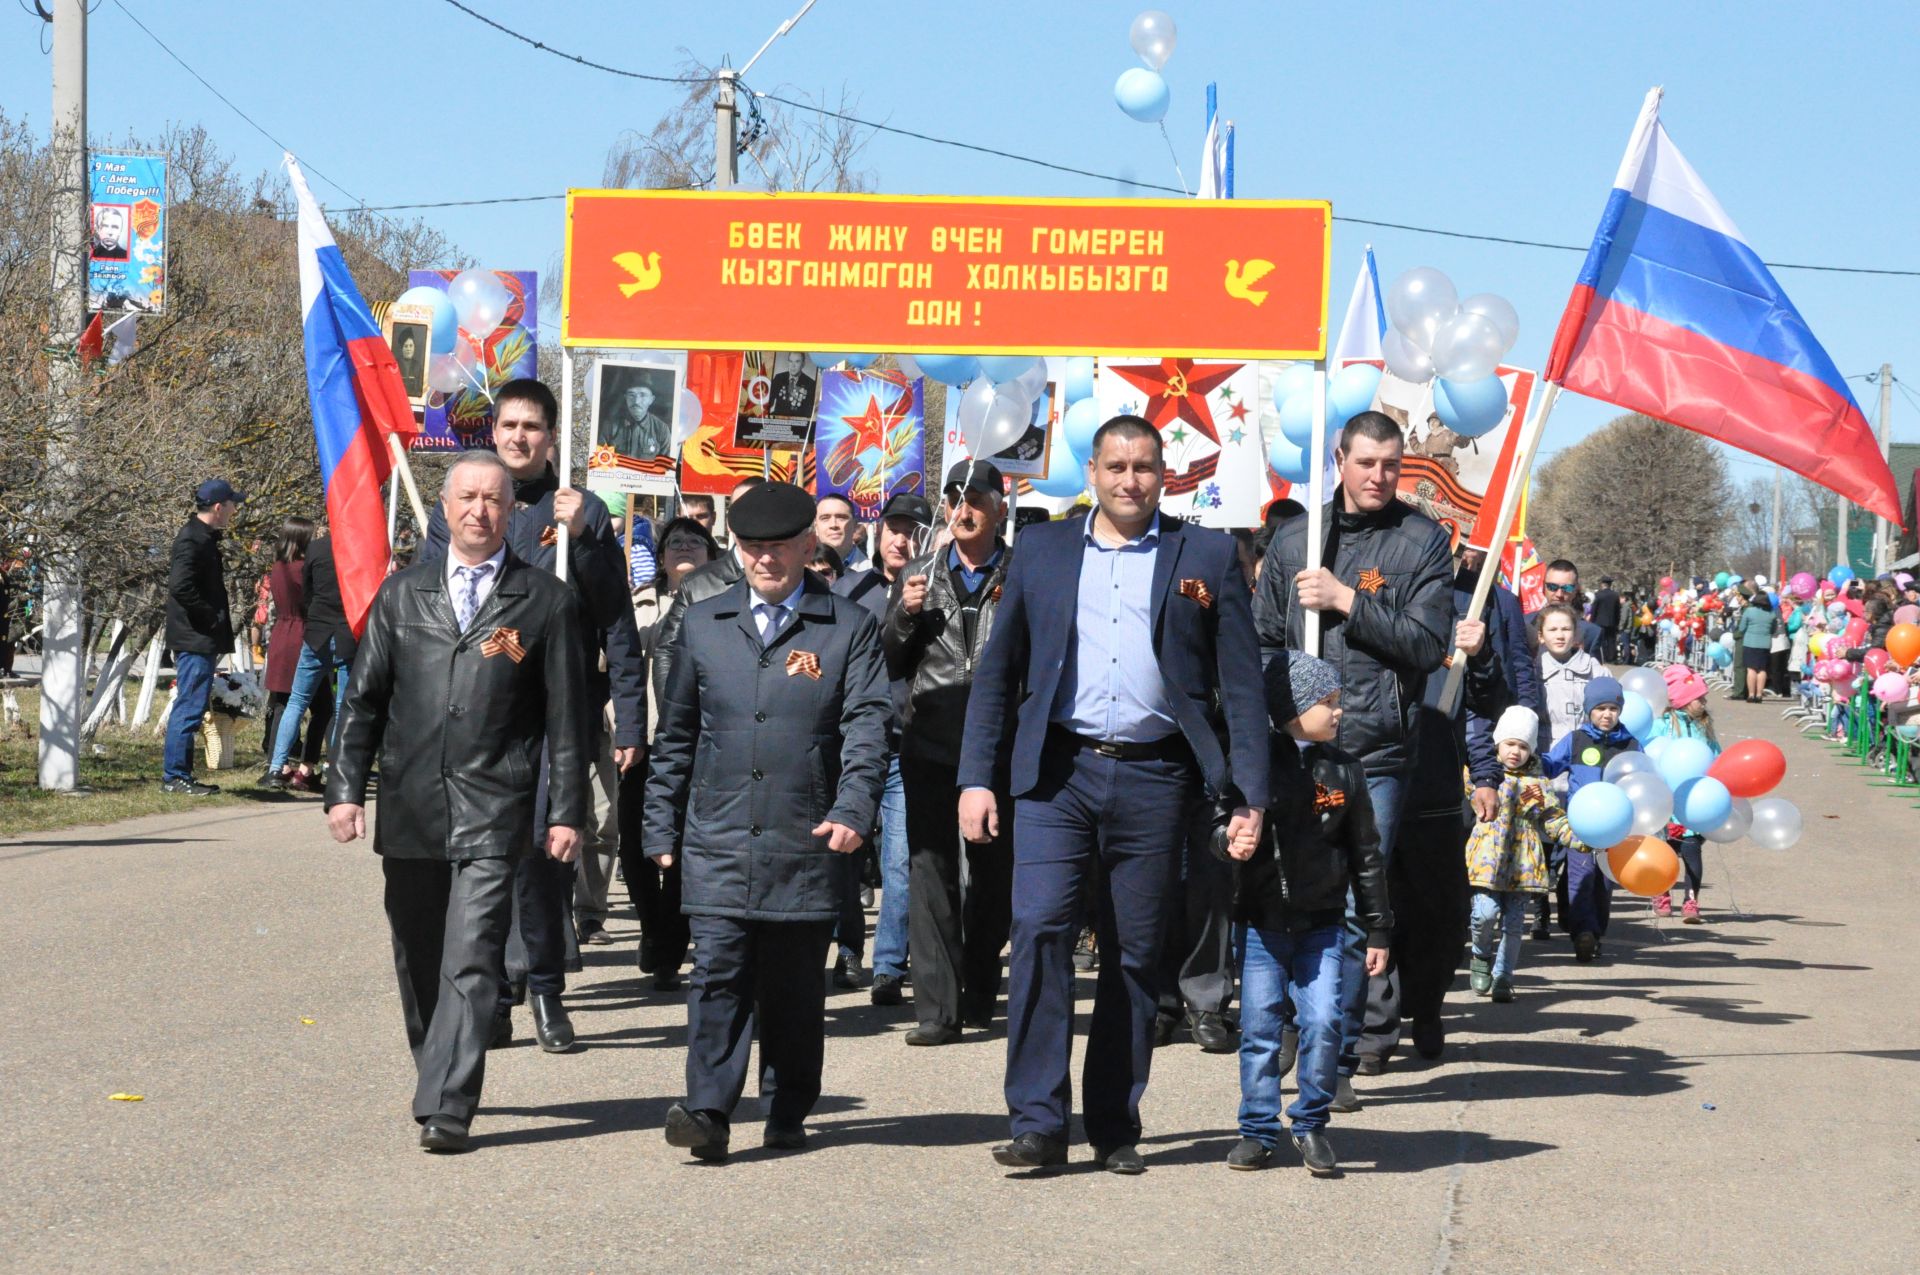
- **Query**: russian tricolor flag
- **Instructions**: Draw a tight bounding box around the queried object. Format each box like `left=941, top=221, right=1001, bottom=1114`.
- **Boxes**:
left=288, top=155, right=417, bottom=635
left=1547, top=89, right=1900, bottom=524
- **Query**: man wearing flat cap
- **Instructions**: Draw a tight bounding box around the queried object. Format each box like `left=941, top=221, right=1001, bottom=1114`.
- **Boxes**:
left=884, top=460, right=1016, bottom=1043
left=645, top=482, right=892, bottom=1161
left=161, top=478, right=245, bottom=796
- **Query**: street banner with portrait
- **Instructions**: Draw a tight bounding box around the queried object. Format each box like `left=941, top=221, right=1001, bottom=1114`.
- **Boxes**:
left=735, top=350, right=818, bottom=446
left=564, top=190, right=1330, bottom=358
left=87, top=153, right=166, bottom=313
left=678, top=350, right=802, bottom=495
left=1365, top=360, right=1538, bottom=551
left=1094, top=357, right=1269, bottom=529
left=405, top=269, right=538, bottom=452
left=811, top=367, right=925, bottom=518
left=589, top=358, right=684, bottom=495
left=381, top=303, right=434, bottom=408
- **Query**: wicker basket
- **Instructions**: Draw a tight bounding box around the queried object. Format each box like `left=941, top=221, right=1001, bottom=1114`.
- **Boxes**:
left=204, top=712, right=241, bottom=771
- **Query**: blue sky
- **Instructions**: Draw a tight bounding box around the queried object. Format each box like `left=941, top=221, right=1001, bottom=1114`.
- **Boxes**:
left=6, top=0, right=1916, bottom=478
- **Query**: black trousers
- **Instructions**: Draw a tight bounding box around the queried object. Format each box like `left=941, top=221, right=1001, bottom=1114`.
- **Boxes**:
left=685, top=916, right=833, bottom=1128
left=1155, top=813, right=1235, bottom=1018
left=1389, top=805, right=1472, bottom=1030
left=382, top=856, right=515, bottom=1123
left=900, top=753, right=1012, bottom=1029
left=618, top=763, right=689, bottom=974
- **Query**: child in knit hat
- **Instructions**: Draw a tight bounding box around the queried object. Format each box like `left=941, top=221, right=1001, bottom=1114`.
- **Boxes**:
left=1647, top=665, right=1720, bottom=923
left=1465, top=705, right=1586, bottom=1000
left=1543, top=676, right=1641, bottom=962
left=1214, top=650, right=1389, bottom=1179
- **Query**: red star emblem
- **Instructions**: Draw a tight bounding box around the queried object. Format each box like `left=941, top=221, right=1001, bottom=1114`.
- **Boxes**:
left=1109, top=358, right=1240, bottom=445
left=840, top=395, right=893, bottom=456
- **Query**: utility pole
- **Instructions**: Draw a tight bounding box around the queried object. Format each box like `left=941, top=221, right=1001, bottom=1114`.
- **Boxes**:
left=38, top=0, right=86, bottom=790
left=1872, top=362, right=1894, bottom=573
left=1769, top=464, right=1782, bottom=584
left=713, top=67, right=737, bottom=190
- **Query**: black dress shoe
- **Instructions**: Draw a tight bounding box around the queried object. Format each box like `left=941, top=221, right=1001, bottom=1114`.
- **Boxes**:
left=487, top=1012, right=512, bottom=1050
left=1227, top=1137, right=1273, bottom=1170
left=832, top=954, right=870, bottom=990
left=1151, top=1013, right=1180, bottom=1048
left=904, top=1023, right=961, bottom=1046
left=653, top=969, right=683, bottom=993
left=870, top=973, right=905, bottom=1006
left=531, top=994, right=575, bottom=1052
left=1095, top=1143, right=1146, bottom=1175
left=992, top=1132, right=1067, bottom=1170
left=763, top=1122, right=807, bottom=1151
left=637, top=941, right=658, bottom=975
left=1412, top=1015, right=1445, bottom=1060
left=664, top=1103, right=729, bottom=1162
left=1188, top=1010, right=1237, bottom=1054
left=507, top=978, right=527, bottom=1007
left=1355, top=1052, right=1386, bottom=1076
left=1292, top=1130, right=1338, bottom=1176
left=1276, top=1025, right=1299, bottom=1077
left=419, top=1115, right=470, bottom=1153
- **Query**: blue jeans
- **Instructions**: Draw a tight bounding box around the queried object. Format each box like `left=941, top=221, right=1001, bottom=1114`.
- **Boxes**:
left=1470, top=889, right=1526, bottom=982
left=870, top=756, right=910, bottom=979
left=1237, top=922, right=1344, bottom=1141
left=1337, top=769, right=1405, bottom=1073
left=162, top=651, right=215, bottom=783
left=269, top=639, right=350, bottom=772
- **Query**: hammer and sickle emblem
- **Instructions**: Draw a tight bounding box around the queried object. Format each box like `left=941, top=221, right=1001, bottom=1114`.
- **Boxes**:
left=1165, top=371, right=1190, bottom=398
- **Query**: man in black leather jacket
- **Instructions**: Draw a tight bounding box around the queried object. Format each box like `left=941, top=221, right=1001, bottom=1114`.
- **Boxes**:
left=883, top=461, right=1014, bottom=1044
left=326, top=450, right=590, bottom=1153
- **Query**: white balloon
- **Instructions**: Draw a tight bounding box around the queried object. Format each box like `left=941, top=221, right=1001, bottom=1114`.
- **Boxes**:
left=1129, top=9, right=1177, bottom=70
left=978, top=388, right=1035, bottom=457
left=1460, top=293, right=1521, bottom=353
left=1430, top=311, right=1506, bottom=382
left=1617, top=771, right=1674, bottom=837
left=1703, top=797, right=1753, bottom=844
left=1748, top=797, right=1803, bottom=850
left=1381, top=328, right=1435, bottom=383
left=1603, top=750, right=1658, bottom=783
left=893, top=353, right=922, bottom=381
left=1009, top=359, right=1050, bottom=404
left=447, top=268, right=511, bottom=338
left=1619, top=666, right=1670, bottom=716
left=955, top=377, right=997, bottom=454
left=673, top=389, right=703, bottom=446
left=1385, top=266, right=1458, bottom=351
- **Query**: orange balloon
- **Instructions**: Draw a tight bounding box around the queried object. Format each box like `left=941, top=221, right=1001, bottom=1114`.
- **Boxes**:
left=1607, top=835, right=1681, bottom=899
left=1886, top=623, right=1920, bottom=669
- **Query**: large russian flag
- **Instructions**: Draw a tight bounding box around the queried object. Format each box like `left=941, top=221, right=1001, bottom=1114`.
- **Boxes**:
left=1546, top=89, right=1900, bottom=525
left=288, top=155, right=417, bottom=635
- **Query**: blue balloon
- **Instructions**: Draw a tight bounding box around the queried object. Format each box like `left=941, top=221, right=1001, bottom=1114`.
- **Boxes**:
left=1031, top=426, right=1087, bottom=498
left=1829, top=563, right=1855, bottom=585
left=1644, top=736, right=1673, bottom=765
left=1278, top=389, right=1336, bottom=449
left=807, top=352, right=854, bottom=368
left=978, top=355, right=1041, bottom=384
left=1062, top=396, right=1103, bottom=464
left=1271, top=364, right=1315, bottom=415
left=1619, top=690, right=1654, bottom=741
left=1568, top=782, right=1635, bottom=848
left=841, top=353, right=878, bottom=370
left=1063, top=356, right=1096, bottom=404
left=916, top=354, right=980, bottom=387
left=1432, top=375, right=1510, bottom=439
left=1656, top=736, right=1715, bottom=788
left=396, top=285, right=461, bottom=355
left=1267, top=431, right=1310, bottom=484
left=1708, top=643, right=1733, bottom=669
left=1673, top=775, right=1734, bottom=833
left=1114, top=68, right=1170, bottom=124
left=1329, top=363, right=1382, bottom=423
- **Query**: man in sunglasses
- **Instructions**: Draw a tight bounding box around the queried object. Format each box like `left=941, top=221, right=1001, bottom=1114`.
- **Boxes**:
left=1538, top=560, right=1607, bottom=659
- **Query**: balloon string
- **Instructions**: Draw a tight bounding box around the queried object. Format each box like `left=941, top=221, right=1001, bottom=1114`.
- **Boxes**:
left=1158, top=121, right=1191, bottom=196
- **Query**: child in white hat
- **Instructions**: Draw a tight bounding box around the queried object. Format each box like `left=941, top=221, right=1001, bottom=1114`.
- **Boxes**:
left=1465, top=705, right=1586, bottom=1001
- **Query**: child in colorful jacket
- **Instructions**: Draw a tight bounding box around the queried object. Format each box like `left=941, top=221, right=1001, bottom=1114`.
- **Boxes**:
left=1466, top=706, right=1587, bottom=1000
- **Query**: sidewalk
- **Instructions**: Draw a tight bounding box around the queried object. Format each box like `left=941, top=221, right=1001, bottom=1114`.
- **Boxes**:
left=2, top=702, right=1915, bottom=1273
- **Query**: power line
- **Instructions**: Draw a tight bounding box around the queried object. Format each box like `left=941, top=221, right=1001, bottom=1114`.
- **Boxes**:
left=439, top=0, right=710, bottom=85
left=108, top=0, right=364, bottom=204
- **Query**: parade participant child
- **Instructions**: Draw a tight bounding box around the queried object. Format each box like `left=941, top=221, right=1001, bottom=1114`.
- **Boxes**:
left=1465, top=706, right=1585, bottom=1001
left=1537, top=603, right=1604, bottom=746
left=1649, top=665, right=1719, bottom=923
left=1216, top=651, right=1389, bottom=1179
left=1544, top=677, right=1640, bottom=963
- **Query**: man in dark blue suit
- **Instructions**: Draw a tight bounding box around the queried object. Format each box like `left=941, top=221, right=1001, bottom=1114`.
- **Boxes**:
left=957, top=416, right=1270, bottom=1175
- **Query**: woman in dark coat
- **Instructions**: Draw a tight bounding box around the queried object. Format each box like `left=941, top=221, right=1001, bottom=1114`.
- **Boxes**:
left=260, top=516, right=324, bottom=791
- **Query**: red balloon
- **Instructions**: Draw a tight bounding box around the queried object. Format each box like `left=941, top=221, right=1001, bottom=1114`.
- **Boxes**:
left=1709, top=739, right=1787, bottom=798
left=1864, top=648, right=1892, bottom=678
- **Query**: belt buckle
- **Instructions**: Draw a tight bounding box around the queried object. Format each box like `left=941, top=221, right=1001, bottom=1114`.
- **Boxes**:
left=1092, top=739, right=1124, bottom=759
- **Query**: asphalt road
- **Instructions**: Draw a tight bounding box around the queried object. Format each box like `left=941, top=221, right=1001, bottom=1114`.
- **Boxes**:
left=3, top=700, right=1916, bottom=1273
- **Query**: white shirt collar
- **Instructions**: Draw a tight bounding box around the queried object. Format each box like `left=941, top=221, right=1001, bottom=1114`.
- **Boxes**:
left=751, top=578, right=804, bottom=613
left=446, top=544, right=507, bottom=586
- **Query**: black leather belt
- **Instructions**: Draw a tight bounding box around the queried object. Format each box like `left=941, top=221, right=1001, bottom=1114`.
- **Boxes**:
left=1051, top=725, right=1188, bottom=762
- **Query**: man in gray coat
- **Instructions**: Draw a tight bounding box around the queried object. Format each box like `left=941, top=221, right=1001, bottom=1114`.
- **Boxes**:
left=644, top=483, right=891, bottom=1161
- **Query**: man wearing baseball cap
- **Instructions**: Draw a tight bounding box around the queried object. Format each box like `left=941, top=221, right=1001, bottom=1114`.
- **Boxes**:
left=160, top=479, right=244, bottom=795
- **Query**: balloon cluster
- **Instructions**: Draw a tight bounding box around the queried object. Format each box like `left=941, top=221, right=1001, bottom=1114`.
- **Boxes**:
left=1113, top=11, right=1177, bottom=123
left=1561, top=682, right=1803, bottom=896
left=1380, top=268, right=1520, bottom=439
left=396, top=270, right=523, bottom=400
left=1264, top=363, right=1379, bottom=485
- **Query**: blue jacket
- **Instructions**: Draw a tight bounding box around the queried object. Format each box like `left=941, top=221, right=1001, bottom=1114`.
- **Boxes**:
left=957, top=515, right=1269, bottom=809
left=1543, top=720, right=1640, bottom=795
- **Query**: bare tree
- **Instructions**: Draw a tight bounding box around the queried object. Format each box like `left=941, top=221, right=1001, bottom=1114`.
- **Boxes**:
left=1529, top=413, right=1734, bottom=590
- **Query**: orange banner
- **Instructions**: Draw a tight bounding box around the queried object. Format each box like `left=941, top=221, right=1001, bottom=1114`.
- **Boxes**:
left=564, top=191, right=1331, bottom=359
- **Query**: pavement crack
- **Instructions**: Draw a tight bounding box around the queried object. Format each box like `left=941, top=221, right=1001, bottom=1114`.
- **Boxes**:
left=1429, top=1042, right=1481, bottom=1275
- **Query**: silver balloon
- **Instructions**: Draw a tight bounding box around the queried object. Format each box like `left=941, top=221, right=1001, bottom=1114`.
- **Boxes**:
left=978, top=387, right=1035, bottom=457
left=1617, top=771, right=1674, bottom=837
left=1381, top=328, right=1435, bottom=384
left=1603, top=750, right=1658, bottom=783
left=1009, top=359, right=1050, bottom=403
left=1430, top=311, right=1506, bottom=382
left=1703, top=797, right=1753, bottom=844
left=1747, top=797, right=1803, bottom=850
left=1385, top=267, right=1458, bottom=352
left=1461, top=292, right=1521, bottom=353
left=894, top=353, right=922, bottom=381
left=955, top=376, right=998, bottom=454
left=1592, top=847, right=1620, bottom=885
left=1129, top=9, right=1177, bottom=70
left=1618, top=667, right=1670, bottom=716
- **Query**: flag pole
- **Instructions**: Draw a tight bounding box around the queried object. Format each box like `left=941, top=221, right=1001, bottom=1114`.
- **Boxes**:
left=386, top=434, right=429, bottom=531
left=1303, top=358, right=1329, bottom=656
left=385, top=466, right=400, bottom=546
left=1438, top=380, right=1562, bottom=710
left=556, top=346, right=574, bottom=584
